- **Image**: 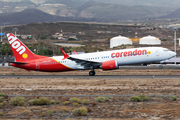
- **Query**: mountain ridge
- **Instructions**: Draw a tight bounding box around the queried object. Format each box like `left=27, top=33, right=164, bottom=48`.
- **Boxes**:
left=161, top=8, right=180, bottom=19
left=0, top=9, right=95, bottom=26
left=0, top=0, right=180, bottom=25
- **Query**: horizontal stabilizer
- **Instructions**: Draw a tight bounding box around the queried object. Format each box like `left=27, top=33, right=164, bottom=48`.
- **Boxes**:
left=7, top=61, right=27, bottom=65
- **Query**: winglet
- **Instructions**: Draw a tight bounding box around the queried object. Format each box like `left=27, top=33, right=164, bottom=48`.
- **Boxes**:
left=60, top=47, right=69, bottom=60
left=74, top=50, right=78, bottom=55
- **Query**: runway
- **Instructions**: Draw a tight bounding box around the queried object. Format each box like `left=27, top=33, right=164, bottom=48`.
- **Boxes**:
left=0, top=75, right=180, bottom=78
left=1, top=64, right=180, bottom=69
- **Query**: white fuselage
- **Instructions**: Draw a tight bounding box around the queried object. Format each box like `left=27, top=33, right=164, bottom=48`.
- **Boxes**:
left=51, top=47, right=176, bottom=70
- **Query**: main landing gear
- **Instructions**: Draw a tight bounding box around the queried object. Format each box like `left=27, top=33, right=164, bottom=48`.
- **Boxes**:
left=89, top=71, right=95, bottom=76
left=89, top=67, right=95, bottom=76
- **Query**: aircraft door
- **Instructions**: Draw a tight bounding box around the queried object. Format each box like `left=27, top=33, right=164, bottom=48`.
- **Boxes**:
left=156, top=50, right=159, bottom=56
left=36, top=61, right=40, bottom=69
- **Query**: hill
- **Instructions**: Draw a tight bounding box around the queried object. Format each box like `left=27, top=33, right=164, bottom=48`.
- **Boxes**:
left=0, top=9, right=94, bottom=26
left=76, top=1, right=169, bottom=21
left=30, top=0, right=80, bottom=8
left=161, top=8, right=180, bottom=19
left=0, top=0, right=178, bottom=24
left=75, top=0, right=180, bottom=9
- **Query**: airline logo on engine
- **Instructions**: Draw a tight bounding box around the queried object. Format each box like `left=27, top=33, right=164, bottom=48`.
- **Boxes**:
left=7, top=34, right=28, bottom=59
left=111, top=49, right=149, bottom=58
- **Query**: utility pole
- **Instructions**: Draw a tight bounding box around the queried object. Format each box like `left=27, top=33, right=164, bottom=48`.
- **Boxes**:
left=173, top=28, right=178, bottom=65
left=1, top=26, right=2, bottom=42
left=174, top=29, right=176, bottom=64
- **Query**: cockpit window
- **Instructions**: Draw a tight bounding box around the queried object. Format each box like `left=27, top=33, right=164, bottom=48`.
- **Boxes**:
left=163, top=49, right=170, bottom=52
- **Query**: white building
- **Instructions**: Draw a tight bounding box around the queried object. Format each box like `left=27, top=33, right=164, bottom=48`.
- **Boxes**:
left=139, top=35, right=161, bottom=45
left=110, top=35, right=132, bottom=48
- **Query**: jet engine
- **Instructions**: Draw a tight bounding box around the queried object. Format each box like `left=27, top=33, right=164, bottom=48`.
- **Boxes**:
left=101, top=60, right=118, bottom=70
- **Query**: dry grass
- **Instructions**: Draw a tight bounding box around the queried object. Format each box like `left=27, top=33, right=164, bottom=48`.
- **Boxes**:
left=0, top=67, right=180, bottom=119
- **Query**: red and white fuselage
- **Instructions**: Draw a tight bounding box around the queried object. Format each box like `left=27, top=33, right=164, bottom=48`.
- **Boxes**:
left=7, top=33, right=176, bottom=76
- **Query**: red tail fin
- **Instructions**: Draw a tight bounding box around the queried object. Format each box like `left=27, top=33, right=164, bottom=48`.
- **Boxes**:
left=7, top=33, right=41, bottom=62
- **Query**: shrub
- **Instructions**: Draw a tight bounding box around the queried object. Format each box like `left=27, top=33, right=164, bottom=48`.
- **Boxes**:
left=33, top=97, right=50, bottom=105
left=63, top=101, right=70, bottom=105
left=130, top=95, right=149, bottom=102
left=0, top=93, right=6, bottom=97
left=41, top=112, right=46, bottom=117
left=50, top=100, right=56, bottom=104
left=133, top=88, right=137, bottom=91
left=0, top=112, right=4, bottom=116
left=0, top=97, right=4, bottom=103
left=0, top=93, right=8, bottom=99
left=56, top=101, right=60, bottom=104
left=70, top=97, right=81, bottom=103
left=171, top=96, right=177, bottom=101
left=95, top=96, right=105, bottom=103
left=0, top=103, right=3, bottom=108
left=139, top=95, right=149, bottom=101
left=41, top=35, right=48, bottom=39
left=28, top=97, right=50, bottom=105
left=130, top=96, right=141, bottom=102
left=162, top=95, right=166, bottom=99
left=72, top=102, right=79, bottom=107
left=23, top=110, right=28, bottom=115
left=61, top=108, right=67, bottom=113
left=81, top=99, right=90, bottom=105
left=72, top=107, right=87, bottom=116
left=87, top=107, right=92, bottom=112
left=47, top=110, right=54, bottom=116
left=92, top=102, right=97, bottom=106
left=28, top=99, right=35, bottom=105
left=9, top=96, right=26, bottom=106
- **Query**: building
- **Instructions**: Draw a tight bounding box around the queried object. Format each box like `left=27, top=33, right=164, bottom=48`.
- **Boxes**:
left=52, top=32, right=78, bottom=40
left=139, top=35, right=161, bottom=45
left=110, top=35, right=132, bottom=48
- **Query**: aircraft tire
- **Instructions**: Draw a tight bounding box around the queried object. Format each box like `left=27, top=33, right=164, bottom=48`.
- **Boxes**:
left=159, top=65, right=163, bottom=69
left=89, top=71, right=95, bottom=76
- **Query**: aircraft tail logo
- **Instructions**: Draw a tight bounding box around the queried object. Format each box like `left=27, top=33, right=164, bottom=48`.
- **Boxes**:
left=7, top=33, right=41, bottom=62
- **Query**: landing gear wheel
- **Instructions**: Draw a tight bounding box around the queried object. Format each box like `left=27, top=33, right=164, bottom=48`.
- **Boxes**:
left=89, top=71, right=95, bottom=76
left=159, top=65, right=163, bottom=69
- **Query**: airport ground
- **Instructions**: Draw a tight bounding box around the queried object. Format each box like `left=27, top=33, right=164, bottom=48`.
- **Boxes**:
left=0, top=67, right=180, bottom=119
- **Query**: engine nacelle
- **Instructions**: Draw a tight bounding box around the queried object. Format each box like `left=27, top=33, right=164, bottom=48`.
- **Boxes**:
left=101, top=60, right=118, bottom=70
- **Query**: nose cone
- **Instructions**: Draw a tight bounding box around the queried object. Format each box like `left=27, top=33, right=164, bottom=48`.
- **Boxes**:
left=171, top=51, right=176, bottom=57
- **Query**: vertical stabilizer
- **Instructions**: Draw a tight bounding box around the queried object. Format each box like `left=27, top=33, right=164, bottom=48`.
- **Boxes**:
left=7, top=33, right=41, bottom=62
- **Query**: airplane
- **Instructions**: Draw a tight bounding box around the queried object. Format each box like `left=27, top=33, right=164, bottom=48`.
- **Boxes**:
left=7, top=33, right=176, bottom=76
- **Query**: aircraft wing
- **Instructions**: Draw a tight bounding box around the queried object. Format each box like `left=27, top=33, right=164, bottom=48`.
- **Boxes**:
left=60, top=47, right=101, bottom=68
left=68, top=56, right=101, bottom=68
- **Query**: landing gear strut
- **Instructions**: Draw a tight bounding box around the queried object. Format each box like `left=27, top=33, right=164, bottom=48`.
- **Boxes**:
left=89, top=71, right=95, bottom=76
